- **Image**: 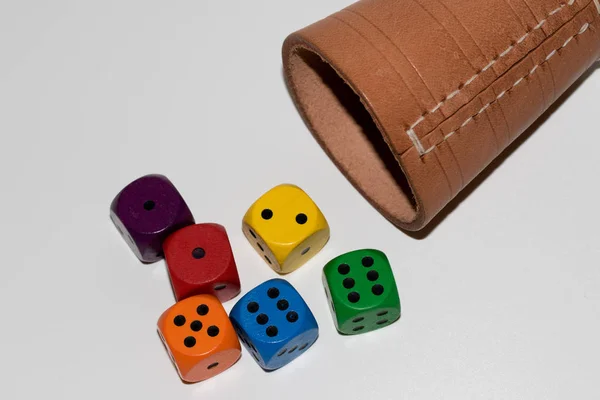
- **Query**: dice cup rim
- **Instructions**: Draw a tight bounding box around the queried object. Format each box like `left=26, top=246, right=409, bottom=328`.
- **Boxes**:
left=282, top=33, right=424, bottom=231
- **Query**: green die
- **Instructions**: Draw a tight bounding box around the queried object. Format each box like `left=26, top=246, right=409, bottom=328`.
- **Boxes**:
left=322, top=249, right=400, bottom=335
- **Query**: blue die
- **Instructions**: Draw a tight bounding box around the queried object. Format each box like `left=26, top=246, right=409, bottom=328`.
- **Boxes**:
left=229, top=278, right=319, bottom=370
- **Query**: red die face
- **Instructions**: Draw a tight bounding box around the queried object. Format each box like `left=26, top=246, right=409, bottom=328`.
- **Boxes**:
left=163, top=223, right=241, bottom=303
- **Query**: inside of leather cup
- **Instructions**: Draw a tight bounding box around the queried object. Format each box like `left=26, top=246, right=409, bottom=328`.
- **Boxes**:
left=287, top=47, right=418, bottom=225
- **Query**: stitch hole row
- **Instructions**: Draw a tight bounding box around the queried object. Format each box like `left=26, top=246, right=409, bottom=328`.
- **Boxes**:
left=406, top=2, right=575, bottom=158
left=419, top=22, right=589, bottom=157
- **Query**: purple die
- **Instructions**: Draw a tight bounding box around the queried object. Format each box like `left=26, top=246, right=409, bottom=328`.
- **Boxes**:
left=110, top=174, right=195, bottom=263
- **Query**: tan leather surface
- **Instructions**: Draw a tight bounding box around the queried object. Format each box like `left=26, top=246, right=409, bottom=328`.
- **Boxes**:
left=282, top=0, right=600, bottom=231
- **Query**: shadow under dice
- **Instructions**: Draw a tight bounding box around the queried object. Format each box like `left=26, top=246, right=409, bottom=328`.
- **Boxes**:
left=163, top=223, right=241, bottom=303
left=229, top=278, right=318, bottom=370
left=110, top=174, right=195, bottom=263
left=157, top=294, right=241, bottom=383
left=323, top=249, right=401, bottom=335
left=242, top=184, right=330, bottom=274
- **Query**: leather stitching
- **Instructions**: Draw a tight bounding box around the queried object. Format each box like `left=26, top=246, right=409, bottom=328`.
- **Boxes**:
left=337, top=8, right=439, bottom=120
left=422, top=22, right=592, bottom=155
left=404, top=0, right=576, bottom=155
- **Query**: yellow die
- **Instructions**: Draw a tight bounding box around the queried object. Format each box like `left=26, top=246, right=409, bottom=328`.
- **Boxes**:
left=242, top=184, right=330, bottom=274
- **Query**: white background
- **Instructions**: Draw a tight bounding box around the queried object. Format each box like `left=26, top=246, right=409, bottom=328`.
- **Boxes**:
left=0, top=1, right=598, bottom=399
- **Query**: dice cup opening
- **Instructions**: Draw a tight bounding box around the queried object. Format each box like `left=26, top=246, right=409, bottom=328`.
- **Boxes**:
left=284, top=46, right=417, bottom=226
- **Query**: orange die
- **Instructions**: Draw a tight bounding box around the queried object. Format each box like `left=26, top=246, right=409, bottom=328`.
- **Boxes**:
left=157, top=294, right=241, bottom=383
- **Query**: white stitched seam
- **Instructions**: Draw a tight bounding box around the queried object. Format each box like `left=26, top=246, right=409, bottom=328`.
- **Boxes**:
left=499, top=45, right=514, bottom=58
left=545, top=49, right=558, bottom=60
left=404, top=2, right=573, bottom=155
left=431, top=102, right=444, bottom=113
left=534, top=19, right=547, bottom=30
left=421, top=23, right=591, bottom=155
left=563, top=35, right=574, bottom=46
left=406, top=128, right=426, bottom=154
left=513, top=77, right=524, bottom=87
left=530, top=65, right=539, bottom=74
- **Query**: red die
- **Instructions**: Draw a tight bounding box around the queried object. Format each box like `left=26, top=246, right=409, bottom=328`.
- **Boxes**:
left=163, top=223, right=241, bottom=302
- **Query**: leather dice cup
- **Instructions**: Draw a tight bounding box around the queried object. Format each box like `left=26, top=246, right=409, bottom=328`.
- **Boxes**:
left=282, top=0, right=600, bottom=231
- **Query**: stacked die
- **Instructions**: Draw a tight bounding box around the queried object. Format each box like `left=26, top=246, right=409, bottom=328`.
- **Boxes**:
left=111, top=174, right=242, bottom=382
left=110, top=175, right=402, bottom=384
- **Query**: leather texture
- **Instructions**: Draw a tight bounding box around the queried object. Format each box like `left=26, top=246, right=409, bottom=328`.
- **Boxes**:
left=283, top=0, right=600, bottom=231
